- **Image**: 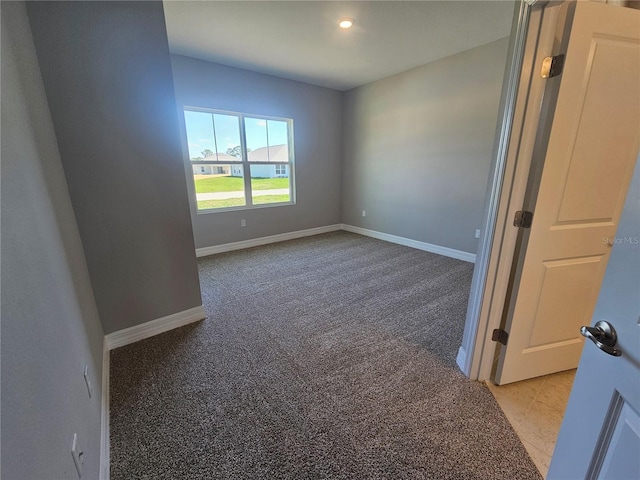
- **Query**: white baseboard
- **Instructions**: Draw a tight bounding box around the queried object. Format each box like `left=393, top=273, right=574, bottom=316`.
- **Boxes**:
left=196, top=224, right=342, bottom=257
left=341, top=224, right=476, bottom=263
left=100, top=338, right=110, bottom=480
left=195, top=223, right=475, bottom=263
left=105, top=305, right=206, bottom=350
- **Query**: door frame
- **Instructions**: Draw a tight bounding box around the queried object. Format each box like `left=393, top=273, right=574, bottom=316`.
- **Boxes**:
left=458, top=0, right=561, bottom=381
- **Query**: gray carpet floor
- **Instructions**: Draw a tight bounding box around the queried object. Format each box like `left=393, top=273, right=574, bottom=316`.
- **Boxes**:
left=110, top=231, right=541, bottom=479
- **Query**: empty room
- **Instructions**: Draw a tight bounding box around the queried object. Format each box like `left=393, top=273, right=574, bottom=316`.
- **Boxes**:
left=3, top=1, right=639, bottom=479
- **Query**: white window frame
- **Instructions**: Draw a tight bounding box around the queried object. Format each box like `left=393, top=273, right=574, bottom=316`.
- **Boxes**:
left=183, top=107, right=296, bottom=214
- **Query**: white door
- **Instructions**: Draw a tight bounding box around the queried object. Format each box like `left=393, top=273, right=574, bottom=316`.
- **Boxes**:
left=495, top=1, right=640, bottom=384
left=548, top=156, right=640, bottom=479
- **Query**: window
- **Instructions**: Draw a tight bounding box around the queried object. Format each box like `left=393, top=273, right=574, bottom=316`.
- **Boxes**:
left=183, top=108, right=294, bottom=212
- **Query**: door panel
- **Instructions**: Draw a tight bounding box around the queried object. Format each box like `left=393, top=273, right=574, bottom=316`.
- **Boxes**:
left=595, top=395, right=640, bottom=479
left=548, top=154, right=640, bottom=479
left=528, top=255, right=604, bottom=347
left=558, top=38, right=640, bottom=223
left=495, top=1, right=640, bottom=384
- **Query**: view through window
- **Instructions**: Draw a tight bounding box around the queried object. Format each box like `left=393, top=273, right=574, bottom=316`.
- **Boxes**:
left=183, top=108, right=294, bottom=211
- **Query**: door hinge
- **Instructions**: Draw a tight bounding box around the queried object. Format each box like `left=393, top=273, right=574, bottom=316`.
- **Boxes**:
left=541, top=54, right=565, bottom=79
left=492, top=329, right=509, bottom=345
left=513, top=210, right=534, bottom=229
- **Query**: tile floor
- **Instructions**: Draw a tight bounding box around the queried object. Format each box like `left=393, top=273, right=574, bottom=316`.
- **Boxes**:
left=487, top=369, right=576, bottom=478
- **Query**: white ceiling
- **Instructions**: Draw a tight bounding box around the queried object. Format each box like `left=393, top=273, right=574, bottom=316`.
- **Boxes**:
left=163, top=1, right=515, bottom=91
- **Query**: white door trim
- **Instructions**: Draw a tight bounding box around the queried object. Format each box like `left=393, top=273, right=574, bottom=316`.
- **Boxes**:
left=459, top=0, right=559, bottom=380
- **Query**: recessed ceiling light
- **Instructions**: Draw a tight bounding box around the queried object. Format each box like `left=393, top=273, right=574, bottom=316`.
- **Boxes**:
left=338, top=18, right=354, bottom=29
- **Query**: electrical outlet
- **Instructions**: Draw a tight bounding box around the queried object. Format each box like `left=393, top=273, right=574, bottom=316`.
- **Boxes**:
left=71, top=433, right=84, bottom=478
left=475, top=229, right=481, bottom=239
left=83, top=365, right=92, bottom=399
left=241, top=219, right=246, bottom=227
left=362, top=210, right=366, bottom=217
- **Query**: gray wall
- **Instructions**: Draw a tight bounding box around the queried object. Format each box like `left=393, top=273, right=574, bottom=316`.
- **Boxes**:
left=26, top=1, right=202, bottom=334
left=170, top=55, right=343, bottom=249
left=1, top=3, right=104, bottom=478
left=342, top=37, right=510, bottom=255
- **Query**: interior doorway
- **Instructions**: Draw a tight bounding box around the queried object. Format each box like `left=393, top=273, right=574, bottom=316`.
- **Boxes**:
left=461, top=7, right=576, bottom=473
left=468, top=0, right=640, bottom=475
left=458, top=0, right=549, bottom=382
left=465, top=0, right=640, bottom=380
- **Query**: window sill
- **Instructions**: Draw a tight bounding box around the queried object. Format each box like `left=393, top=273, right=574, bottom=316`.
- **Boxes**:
left=195, top=201, right=296, bottom=215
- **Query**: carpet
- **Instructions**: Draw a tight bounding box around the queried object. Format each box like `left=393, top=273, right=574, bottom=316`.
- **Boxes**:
left=110, top=231, right=541, bottom=479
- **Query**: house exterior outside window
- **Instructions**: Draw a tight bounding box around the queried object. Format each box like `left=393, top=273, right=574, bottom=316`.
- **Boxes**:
left=183, top=108, right=295, bottom=212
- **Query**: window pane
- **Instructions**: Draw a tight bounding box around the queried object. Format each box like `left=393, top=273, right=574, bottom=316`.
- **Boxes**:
left=183, top=109, right=294, bottom=213
left=250, top=164, right=290, bottom=205
left=245, top=117, right=268, bottom=162
left=267, top=120, right=289, bottom=162
left=184, top=110, right=216, bottom=161
left=213, top=114, right=242, bottom=160
left=193, top=164, right=246, bottom=210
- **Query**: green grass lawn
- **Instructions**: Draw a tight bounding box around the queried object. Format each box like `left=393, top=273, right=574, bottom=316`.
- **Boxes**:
left=198, top=194, right=290, bottom=210
left=251, top=178, right=289, bottom=191
left=195, top=176, right=289, bottom=193
left=197, top=197, right=246, bottom=209
left=253, top=194, right=290, bottom=205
